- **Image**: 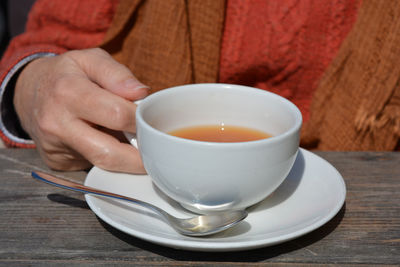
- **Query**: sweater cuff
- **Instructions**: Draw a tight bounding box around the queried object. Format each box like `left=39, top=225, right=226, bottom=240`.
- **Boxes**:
left=0, top=52, right=56, bottom=147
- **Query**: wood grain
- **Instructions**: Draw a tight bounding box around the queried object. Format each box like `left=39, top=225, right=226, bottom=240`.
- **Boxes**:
left=0, top=149, right=399, bottom=266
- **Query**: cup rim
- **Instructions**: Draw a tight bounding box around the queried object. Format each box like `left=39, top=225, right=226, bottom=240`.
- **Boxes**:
left=136, top=83, right=302, bottom=147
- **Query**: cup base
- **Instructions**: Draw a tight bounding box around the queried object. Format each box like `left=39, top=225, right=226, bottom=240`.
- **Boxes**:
left=179, top=201, right=239, bottom=214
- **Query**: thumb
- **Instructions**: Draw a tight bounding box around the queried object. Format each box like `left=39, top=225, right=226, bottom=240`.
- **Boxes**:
left=67, top=48, right=149, bottom=100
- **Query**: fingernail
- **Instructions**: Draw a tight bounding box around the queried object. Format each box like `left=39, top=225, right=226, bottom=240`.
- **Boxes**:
left=124, top=78, right=149, bottom=90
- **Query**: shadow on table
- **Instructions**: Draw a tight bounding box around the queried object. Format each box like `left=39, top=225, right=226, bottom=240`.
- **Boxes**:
left=47, top=191, right=345, bottom=262
left=47, top=193, right=90, bottom=210
left=99, top=203, right=345, bottom=262
left=96, top=150, right=345, bottom=262
left=46, top=150, right=345, bottom=262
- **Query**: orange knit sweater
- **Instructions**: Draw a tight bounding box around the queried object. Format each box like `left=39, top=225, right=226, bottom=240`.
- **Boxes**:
left=219, top=0, right=359, bottom=121
left=0, top=0, right=359, bottom=147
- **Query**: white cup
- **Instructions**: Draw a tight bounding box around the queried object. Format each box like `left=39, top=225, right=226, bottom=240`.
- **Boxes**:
left=125, top=83, right=302, bottom=213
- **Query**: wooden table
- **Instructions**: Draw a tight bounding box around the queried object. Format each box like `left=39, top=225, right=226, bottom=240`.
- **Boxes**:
left=0, top=148, right=399, bottom=266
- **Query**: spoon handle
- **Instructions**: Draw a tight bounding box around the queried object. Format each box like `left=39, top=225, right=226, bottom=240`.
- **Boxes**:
left=31, top=171, right=164, bottom=215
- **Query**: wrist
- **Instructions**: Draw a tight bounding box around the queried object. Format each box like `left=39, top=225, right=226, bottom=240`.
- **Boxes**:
left=14, top=57, right=47, bottom=127
left=0, top=53, right=56, bottom=146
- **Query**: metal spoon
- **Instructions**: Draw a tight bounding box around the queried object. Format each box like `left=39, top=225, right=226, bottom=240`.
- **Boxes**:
left=31, top=171, right=247, bottom=237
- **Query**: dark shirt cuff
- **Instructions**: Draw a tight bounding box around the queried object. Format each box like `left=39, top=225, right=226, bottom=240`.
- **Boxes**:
left=0, top=52, right=56, bottom=145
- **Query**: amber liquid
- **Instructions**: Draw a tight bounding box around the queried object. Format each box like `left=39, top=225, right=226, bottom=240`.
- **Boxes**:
left=168, top=124, right=272, bottom=142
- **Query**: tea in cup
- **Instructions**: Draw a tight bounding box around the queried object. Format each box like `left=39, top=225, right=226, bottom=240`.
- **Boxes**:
left=125, top=83, right=302, bottom=213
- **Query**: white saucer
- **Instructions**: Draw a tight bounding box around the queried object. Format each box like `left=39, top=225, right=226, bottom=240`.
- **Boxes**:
left=84, top=148, right=346, bottom=252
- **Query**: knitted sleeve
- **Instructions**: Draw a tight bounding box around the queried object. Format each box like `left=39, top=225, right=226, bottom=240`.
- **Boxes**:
left=0, top=0, right=118, bottom=147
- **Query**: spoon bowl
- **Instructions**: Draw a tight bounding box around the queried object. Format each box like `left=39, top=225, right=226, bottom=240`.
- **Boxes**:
left=31, top=171, right=247, bottom=236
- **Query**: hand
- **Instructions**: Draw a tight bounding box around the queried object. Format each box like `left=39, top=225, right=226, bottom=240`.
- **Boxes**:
left=14, top=48, right=148, bottom=173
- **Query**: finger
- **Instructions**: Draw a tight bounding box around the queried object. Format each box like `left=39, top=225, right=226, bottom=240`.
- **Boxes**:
left=66, top=77, right=137, bottom=133
left=35, top=142, right=92, bottom=171
left=43, top=151, right=92, bottom=171
left=67, top=48, right=149, bottom=100
left=62, top=119, right=145, bottom=174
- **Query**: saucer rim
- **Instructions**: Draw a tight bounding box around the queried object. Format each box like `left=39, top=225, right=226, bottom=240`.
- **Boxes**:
left=84, top=148, right=346, bottom=252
